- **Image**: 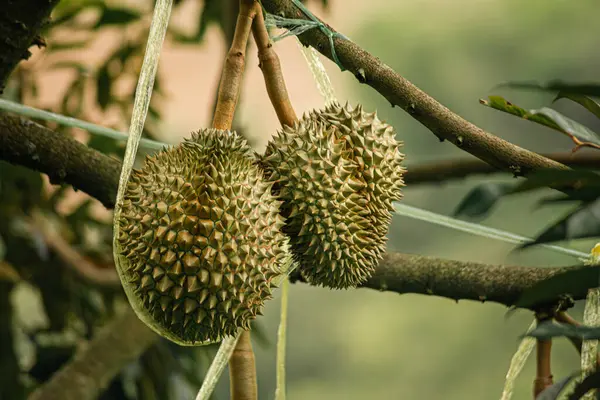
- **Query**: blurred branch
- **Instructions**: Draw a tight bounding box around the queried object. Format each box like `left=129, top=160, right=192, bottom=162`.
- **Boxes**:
left=260, top=0, right=570, bottom=179
left=0, top=113, right=121, bottom=208
left=28, top=211, right=121, bottom=289
left=404, top=152, right=600, bottom=185
left=28, top=308, right=159, bottom=400
left=0, top=116, right=590, bottom=309
left=0, top=0, right=59, bottom=93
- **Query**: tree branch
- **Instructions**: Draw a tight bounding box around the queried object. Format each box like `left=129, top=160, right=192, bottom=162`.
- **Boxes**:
left=404, top=152, right=600, bottom=185
left=0, top=113, right=121, bottom=208
left=0, top=0, right=59, bottom=93
left=0, top=115, right=588, bottom=309
left=28, top=308, right=159, bottom=400
left=260, top=0, right=570, bottom=179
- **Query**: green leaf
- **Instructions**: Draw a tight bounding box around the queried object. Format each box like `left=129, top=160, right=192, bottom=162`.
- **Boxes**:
left=533, top=107, right=600, bottom=147
left=453, top=182, right=515, bottom=219
left=526, top=321, right=600, bottom=340
left=481, top=96, right=600, bottom=147
left=523, top=198, right=600, bottom=247
left=496, top=80, right=600, bottom=97
left=96, top=65, right=112, bottom=110
left=94, top=7, right=141, bottom=28
left=554, top=92, right=600, bottom=120
left=536, top=374, right=577, bottom=400
left=514, top=266, right=598, bottom=309
left=47, top=39, right=90, bottom=52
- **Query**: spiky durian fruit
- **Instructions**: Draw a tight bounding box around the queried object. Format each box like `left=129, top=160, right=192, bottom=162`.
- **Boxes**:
left=114, top=129, right=291, bottom=345
left=263, top=102, right=404, bottom=289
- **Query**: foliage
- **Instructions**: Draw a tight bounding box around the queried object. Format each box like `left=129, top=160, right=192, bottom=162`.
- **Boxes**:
left=456, top=82, right=600, bottom=249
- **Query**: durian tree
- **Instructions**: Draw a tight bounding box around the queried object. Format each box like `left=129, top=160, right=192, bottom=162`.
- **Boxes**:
left=1, top=1, right=600, bottom=399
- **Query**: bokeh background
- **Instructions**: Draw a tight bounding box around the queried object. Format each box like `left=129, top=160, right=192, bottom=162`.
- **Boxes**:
left=4, top=0, right=600, bottom=399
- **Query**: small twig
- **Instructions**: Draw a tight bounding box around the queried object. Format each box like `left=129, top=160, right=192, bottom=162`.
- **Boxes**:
left=534, top=315, right=554, bottom=398
left=252, top=5, right=297, bottom=127
left=30, top=211, right=120, bottom=289
left=212, top=0, right=259, bottom=130
left=28, top=308, right=159, bottom=400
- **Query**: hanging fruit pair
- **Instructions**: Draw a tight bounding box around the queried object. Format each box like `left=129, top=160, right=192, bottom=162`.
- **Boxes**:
left=115, top=102, right=405, bottom=344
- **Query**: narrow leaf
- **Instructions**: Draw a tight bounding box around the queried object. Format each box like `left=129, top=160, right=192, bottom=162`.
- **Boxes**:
left=95, top=7, right=141, bottom=28
left=524, top=198, right=600, bottom=247
left=481, top=96, right=600, bottom=148
left=496, top=81, right=600, bottom=97
left=96, top=66, right=112, bottom=110
left=554, top=92, right=600, bottom=120
left=454, top=182, right=515, bottom=219
left=526, top=321, right=600, bottom=341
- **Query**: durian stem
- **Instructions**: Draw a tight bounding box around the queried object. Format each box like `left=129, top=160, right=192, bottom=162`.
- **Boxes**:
left=251, top=5, right=298, bottom=127
left=229, top=330, right=258, bottom=400
left=533, top=315, right=553, bottom=398
left=212, top=0, right=260, bottom=130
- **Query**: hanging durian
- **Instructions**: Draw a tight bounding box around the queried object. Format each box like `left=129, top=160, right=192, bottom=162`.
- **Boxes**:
left=114, top=129, right=291, bottom=345
left=263, top=102, right=405, bottom=289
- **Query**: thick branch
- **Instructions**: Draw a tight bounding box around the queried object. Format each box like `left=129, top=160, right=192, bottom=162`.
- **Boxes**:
left=405, top=152, right=600, bottom=185
left=360, top=252, right=581, bottom=307
left=0, top=113, right=121, bottom=208
left=260, top=0, right=569, bottom=178
left=28, top=308, right=159, bottom=400
left=0, top=0, right=59, bottom=93
left=0, top=115, right=589, bottom=308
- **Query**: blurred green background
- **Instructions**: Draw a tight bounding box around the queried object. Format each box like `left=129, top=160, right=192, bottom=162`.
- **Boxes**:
left=3, top=0, right=600, bottom=399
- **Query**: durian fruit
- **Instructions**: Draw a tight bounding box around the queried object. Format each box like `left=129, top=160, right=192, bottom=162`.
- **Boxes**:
left=263, top=102, right=404, bottom=289
left=114, top=129, right=291, bottom=345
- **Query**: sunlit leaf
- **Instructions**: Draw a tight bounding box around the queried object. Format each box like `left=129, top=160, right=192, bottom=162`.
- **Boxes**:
left=454, top=182, right=515, bottom=219
left=481, top=96, right=600, bottom=148
left=514, top=266, right=597, bottom=309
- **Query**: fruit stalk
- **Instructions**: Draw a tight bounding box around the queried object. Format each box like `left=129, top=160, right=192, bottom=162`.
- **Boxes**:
left=212, top=0, right=259, bottom=130
left=252, top=5, right=298, bottom=127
